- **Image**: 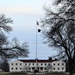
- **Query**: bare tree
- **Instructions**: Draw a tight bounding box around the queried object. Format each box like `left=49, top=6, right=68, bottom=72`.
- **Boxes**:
left=0, top=14, right=29, bottom=60
left=41, top=0, right=75, bottom=75
left=0, top=59, right=9, bottom=72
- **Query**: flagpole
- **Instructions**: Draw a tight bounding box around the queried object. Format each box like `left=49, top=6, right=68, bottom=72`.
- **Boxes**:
left=36, top=21, right=37, bottom=59
left=36, top=21, right=37, bottom=70
left=35, top=21, right=41, bottom=72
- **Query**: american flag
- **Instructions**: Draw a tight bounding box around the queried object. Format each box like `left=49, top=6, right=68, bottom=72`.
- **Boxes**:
left=36, top=21, right=39, bottom=25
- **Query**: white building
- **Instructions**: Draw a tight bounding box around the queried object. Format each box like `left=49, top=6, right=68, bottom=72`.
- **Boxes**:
left=9, top=59, right=66, bottom=72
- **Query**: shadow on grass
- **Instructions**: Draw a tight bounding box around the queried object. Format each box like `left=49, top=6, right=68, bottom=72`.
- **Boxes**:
left=46, top=72, right=67, bottom=75
left=0, top=72, right=70, bottom=75
left=0, top=72, right=26, bottom=75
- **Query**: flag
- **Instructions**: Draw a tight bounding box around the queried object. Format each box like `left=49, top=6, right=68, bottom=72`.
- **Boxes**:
left=38, top=29, right=41, bottom=32
left=36, top=21, right=39, bottom=25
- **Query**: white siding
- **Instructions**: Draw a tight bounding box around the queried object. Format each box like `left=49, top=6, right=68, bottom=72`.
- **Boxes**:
left=9, top=60, right=24, bottom=72
left=52, top=61, right=66, bottom=72
left=9, top=60, right=66, bottom=72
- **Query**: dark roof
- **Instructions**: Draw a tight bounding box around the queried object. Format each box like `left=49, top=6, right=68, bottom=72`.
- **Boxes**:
left=19, top=59, right=56, bottom=63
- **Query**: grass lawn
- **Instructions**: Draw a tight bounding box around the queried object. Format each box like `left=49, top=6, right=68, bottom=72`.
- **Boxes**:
left=0, top=72, right=75, bottom=75
left=0, top=72, right=71, bottom=75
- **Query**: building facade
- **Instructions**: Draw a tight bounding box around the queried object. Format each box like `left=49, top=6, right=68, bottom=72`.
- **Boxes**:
left=9, top=59, right=66, bottom=72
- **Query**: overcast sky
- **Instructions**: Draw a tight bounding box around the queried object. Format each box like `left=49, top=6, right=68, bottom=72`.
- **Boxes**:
left=0, top=0, right=57, bottom=59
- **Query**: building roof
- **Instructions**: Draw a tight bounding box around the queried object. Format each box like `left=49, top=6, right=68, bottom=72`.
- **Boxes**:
left=19, top=59, right=56, bottom=63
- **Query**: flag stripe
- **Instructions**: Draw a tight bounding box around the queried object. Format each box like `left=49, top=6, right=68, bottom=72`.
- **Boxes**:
left=38, top=29, right=41, bottom=32
left=36, top=21, right=39, bottom=25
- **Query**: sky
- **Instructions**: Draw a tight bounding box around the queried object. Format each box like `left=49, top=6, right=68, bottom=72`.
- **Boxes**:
left=0, top=0, right=57, bottom=59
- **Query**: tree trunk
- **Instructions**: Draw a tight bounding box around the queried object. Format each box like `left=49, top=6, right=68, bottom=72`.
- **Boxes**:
left=69, top=69, right=73, bottom=75
left=68, top=59, right=74, bottom=75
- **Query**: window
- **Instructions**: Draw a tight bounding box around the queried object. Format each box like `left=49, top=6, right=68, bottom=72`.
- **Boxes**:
left=16, top=67, right=17, bottom=70
left=48, top=63, right=50, bottom=66
left=33, top=63, right=34, bottom=65
left=45, top=68, right=46, bottom=70
left=45, top=63, right=46, bottom=65
left=62, top=63, right=64, bottom=66
left=58, top=63, right=59, bottom=66
left=40, top=67, right=43, bottom=70
left=41, top=63, right=42, bottom=65
left=53, top=68, right=55, bottom=70
left=29, top=63, right=30, bottom=65
left=37, top=67, right=39, bottom=70
left=58, top=68, right=59, bottom=70
left=29, top=68, right=31, bottom=70
left=62, top=67, right=64, bottom=70
left=37, top=63, right=38, bottom=65
left=11, top=67, right=13, bottom=70
left=16, top=63, right=17, bottom=65
left=32, top=67, right=35, bottom=70
left=25, top=63, right=27, bottom=65
left=11, top=63, right=13, bottom=65
left=53, top=63, right=55, bottom=66
left=20, top=68, right=22, bottom=70
left=20, top=63, right=22, bottom=65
